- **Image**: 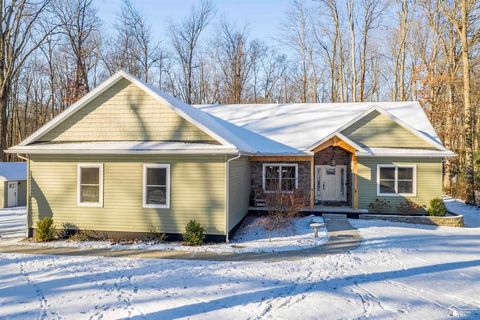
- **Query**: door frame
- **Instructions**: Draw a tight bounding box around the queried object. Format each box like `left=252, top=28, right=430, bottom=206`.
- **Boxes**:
left=7, top=181, right=18, bottom=207
left=314, top=165, right=347, bottom=202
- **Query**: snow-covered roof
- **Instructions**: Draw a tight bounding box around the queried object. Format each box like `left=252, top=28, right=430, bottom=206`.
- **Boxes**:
left=8, top=71, right=452, bottom=157
left=0, top=162, right=26, bottom=181
left=8, top=141, right=238, bottom=155
left=196, top=102, right=444, bottom=152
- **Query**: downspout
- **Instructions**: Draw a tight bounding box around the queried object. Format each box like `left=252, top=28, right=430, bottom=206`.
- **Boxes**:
left=225, top=152, right=241, bottom=242
left=17, top=154, right=30, bottom=238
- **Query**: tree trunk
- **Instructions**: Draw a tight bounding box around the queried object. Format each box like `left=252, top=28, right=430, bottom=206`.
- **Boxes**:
left=460, top=0, right=475, bottom=204
left=0, top=88, right=9, bottom=161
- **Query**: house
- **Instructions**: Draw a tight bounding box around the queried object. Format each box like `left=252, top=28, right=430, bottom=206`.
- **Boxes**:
left=7, top=71, right=455, bottom=241
left=0, top=162, right=27, bottom=208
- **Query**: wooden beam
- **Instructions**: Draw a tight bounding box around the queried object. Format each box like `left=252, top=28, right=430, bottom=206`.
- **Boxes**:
left=310, top=156, right=314, bottom=208
left=250, top=156, right=310, bottom=162
left=352, top=154, right=358, bottom=209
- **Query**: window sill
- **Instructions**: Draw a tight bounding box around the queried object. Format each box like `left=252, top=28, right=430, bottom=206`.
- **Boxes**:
left=377, top=193, right=416, bottom=197
left=143, top=204, right=170, bottom=209
left=78, top=202, right=103, bottom=207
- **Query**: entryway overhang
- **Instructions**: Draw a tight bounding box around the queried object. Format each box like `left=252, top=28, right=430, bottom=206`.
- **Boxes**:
left=308, top=132, right=362, bottom=210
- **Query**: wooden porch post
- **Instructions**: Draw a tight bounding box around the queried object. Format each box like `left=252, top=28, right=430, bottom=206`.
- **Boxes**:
left=352, top=154, right=358, bottom=209
left=310, top=156, right=314, bottom=208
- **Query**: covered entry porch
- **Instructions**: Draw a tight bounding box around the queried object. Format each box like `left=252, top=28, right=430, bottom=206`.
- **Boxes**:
left=310, top=134, right=360, bottom=210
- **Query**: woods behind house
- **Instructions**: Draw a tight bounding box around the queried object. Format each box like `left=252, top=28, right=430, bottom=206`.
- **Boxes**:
left=1, top=0, right=479, bottom=203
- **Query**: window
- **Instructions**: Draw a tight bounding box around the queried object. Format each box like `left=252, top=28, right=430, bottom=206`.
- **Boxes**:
left=377, top=165, right=416, bottom=196
left=143, top=164, right=170, bottom=208
left=263, top=164, right=298, bottom=192
left=77, top=164, right=103, bottom=207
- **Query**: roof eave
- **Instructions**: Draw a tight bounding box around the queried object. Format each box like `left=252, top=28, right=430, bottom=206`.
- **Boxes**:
left=5, top=147, right=240, bottom=155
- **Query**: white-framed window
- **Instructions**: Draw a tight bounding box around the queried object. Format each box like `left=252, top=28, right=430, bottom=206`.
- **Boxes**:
left=77, top=163, right=103, bottom=207
left=262, top=163, right=298, bottom=192
left=377, top=164, right=416, bottom=196
left=143, top=164, right=170, bottom=208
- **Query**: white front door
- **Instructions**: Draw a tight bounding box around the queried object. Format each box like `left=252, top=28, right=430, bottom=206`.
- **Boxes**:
left=7, top=181, right=18, bottom=207
left=315, top=165, right=347, bottom=202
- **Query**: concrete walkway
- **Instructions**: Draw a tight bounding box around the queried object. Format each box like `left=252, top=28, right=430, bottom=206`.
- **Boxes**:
left=0, top=215, right=361, bottom=262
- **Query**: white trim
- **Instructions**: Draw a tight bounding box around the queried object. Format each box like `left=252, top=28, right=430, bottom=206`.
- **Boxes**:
left=143, top=164, right=171, bottom=209
left=357, top=151, right=456, bottom=157
left=262, top=163, right=298, bottom=193
left=6, top=146, right=239, bottom=155
left=376, top=164, right=417, bottom=197
left=306, top=105, right=447, bottom=152
left=308, top=132, right=367, bottom=153
left=77, top=163, right=104, bottom=207
left=19, top=70, right=233, bottom=148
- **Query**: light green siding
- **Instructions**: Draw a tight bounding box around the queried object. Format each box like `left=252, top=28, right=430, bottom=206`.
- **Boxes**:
left=39, top=78, right=216, bottom=143
left=341, top=111, right=434, bottom=149
left=228, top=156, right=251, bottom=231
left=357, top=157, right=442, bottom=212
left=30, top=154, right=227, bottom=235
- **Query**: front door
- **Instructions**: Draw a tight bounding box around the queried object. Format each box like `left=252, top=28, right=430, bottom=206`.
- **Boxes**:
left=7, top=181, right=17, bottom=207
left=315, top=165, right=347, bottom=202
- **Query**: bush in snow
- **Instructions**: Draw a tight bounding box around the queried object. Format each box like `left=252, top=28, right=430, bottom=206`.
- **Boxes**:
left=427, top=198, right=447, bottom=216
left=396, top=200, right=425, bottom=215
left=35, top=217, right=56, bottom=242
left=69, top=229, right=108, bottom=242
left=368, top=198, right=391, bottom=213
left=142, top=225, right=167, bottom=243
left=256, top=213, right=286, bottom=242
left=183, top=220, right=205, bottom=246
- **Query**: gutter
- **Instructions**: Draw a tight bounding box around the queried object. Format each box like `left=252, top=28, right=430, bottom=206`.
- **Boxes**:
left=225, top=152, right=241, bottom=242
left=16, top=154, right=30, bottom=238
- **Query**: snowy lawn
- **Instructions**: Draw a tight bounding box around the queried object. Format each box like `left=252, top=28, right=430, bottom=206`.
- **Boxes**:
left=1, top=202, right=480, bottom=319
left=0, top=207, right=26, bottom=240
left=0, top=211, right=327, bottom=254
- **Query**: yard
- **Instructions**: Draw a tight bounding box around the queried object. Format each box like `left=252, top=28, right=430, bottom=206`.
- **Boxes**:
left=0, top=200, right=479, bottom=319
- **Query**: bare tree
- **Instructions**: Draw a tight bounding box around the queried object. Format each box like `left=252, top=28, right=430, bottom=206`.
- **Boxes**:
left=169, top=0, right=214, bottom=104
left=107, top=0, right=159, bottom=82
left=53, top=0, right=101, bottom=104
left=0, top=0, right=53, bottom=160
left=215, top=22, right=255, bottom=104
left=439, top=0, right=477, bottom=204
left=359, top=0, right=384, bottom=101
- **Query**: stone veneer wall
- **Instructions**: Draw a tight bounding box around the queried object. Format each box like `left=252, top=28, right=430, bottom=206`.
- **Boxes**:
left=250, top=161, right=311, bottom=205
left=313, top=146, right=352, bottom=206
left=360, top=214, right=464, bottom=227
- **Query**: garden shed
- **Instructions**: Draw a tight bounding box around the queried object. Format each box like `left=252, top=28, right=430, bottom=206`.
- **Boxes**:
left=0, top=162, right=27, bottom=208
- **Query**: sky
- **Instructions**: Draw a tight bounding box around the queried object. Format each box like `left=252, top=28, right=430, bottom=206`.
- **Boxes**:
left=95, top=0, right=292, bottom=43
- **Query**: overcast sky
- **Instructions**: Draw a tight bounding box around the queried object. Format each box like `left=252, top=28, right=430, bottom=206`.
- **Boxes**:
left=95, top=0, right=291, bottom=43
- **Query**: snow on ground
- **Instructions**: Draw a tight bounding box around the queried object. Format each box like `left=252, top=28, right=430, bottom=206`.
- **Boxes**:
left=0, top=207, right=26, bottom=240
left=444, top=196, right=480, bottom=228
left=1, top=202, right=480, bottom=319
left=1, top=213, right=327, bottom=254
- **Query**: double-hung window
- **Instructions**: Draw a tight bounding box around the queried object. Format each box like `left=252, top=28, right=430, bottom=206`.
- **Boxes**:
left=263, top=164, right=298, bottom=192
left=143, top=164, right=170, bottom=208
left=77, top=164, right=103, bottom=207
left=377, top=164, right=416, bottom=196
